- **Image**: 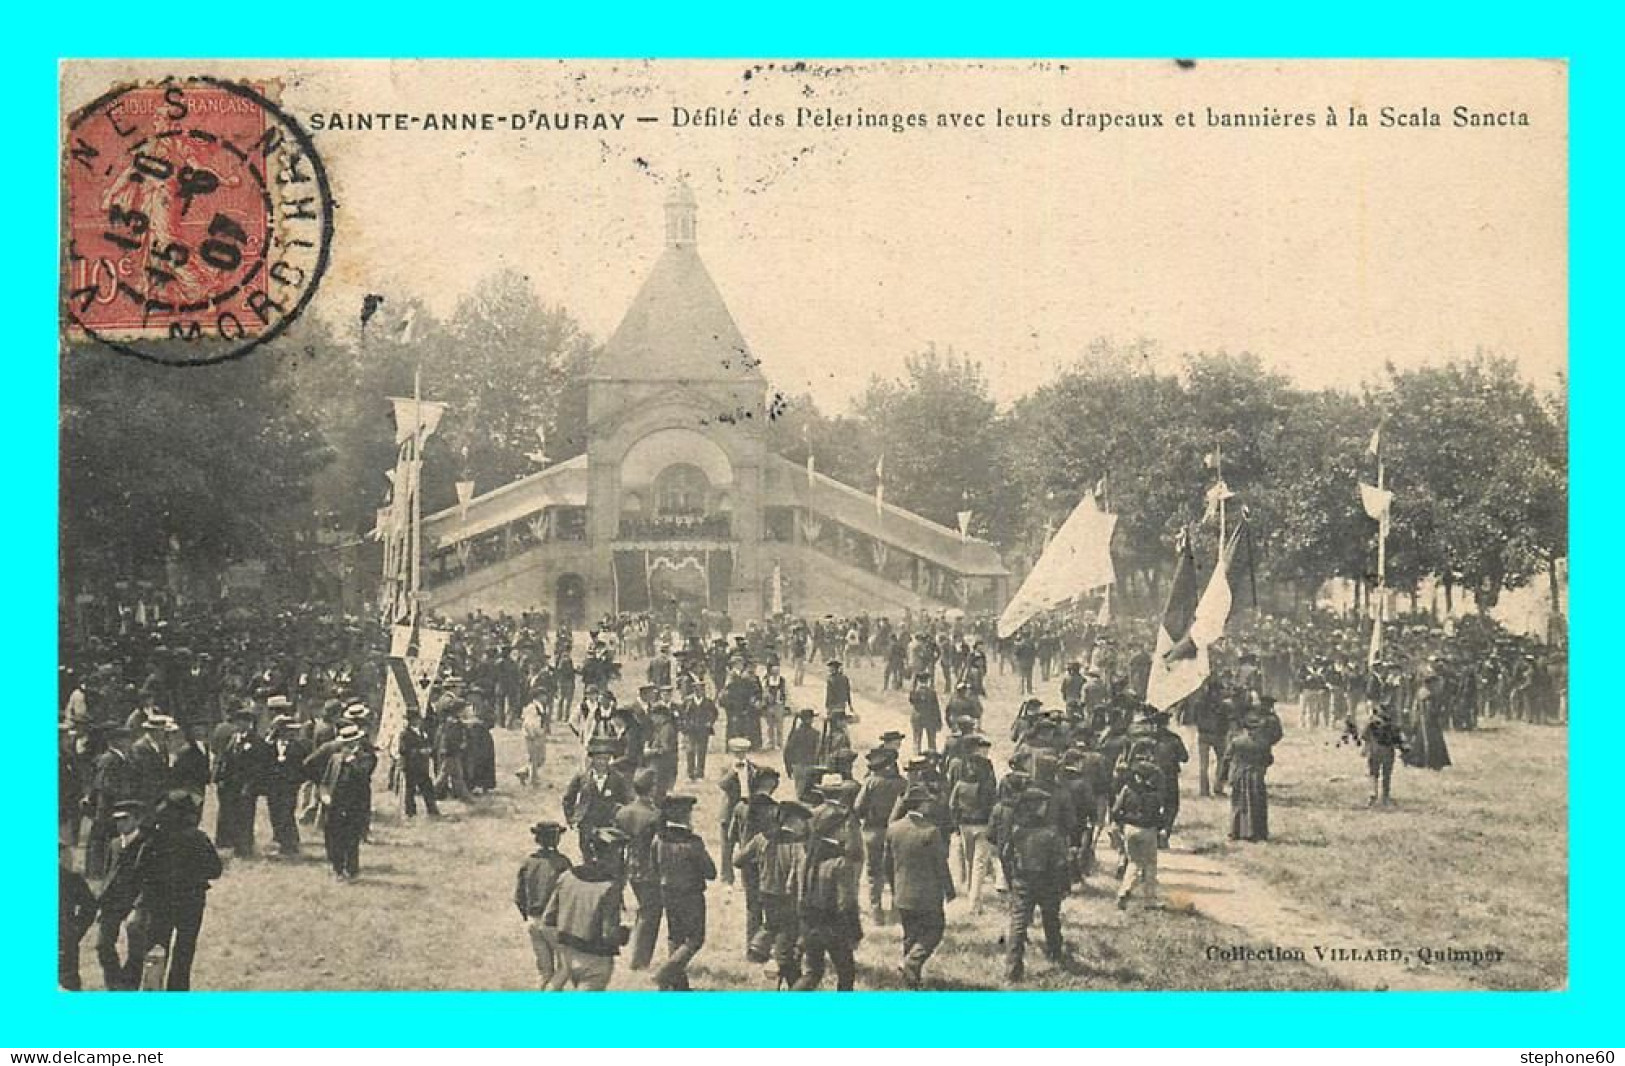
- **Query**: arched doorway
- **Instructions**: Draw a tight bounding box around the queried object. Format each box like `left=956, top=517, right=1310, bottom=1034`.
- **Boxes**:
left=556, top=573, right=586, bottom=630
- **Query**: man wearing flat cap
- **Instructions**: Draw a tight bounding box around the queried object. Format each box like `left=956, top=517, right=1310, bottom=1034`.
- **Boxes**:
left=650, top=794, right=716, bottom=991
left=93, top=798, right=147, bottom=988
left=110, top=790, right=222, bottom=991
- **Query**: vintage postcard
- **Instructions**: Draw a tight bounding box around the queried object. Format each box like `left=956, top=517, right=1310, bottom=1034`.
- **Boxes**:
left=58, top=59, right=1567, bottom=993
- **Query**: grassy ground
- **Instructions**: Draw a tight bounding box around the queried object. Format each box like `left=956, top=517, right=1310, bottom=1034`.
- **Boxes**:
left=74, top=654, right=1563, bottom=992
left=1169, top=715, right=1568, bottom=991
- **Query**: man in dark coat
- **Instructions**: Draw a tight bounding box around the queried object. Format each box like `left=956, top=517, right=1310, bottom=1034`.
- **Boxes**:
left=541, top=825, right=630, bottom=990
left=515, top=821, right=572, bottom=989
left=676, top=682, right=718, bottom=782
left=853, top=747, right=907, bottom=923
left=883, top=785, right=955, bottom=989
left=262, top=715, right=310, bottom=856
left=213, top=706, right=268, bottom=858
left=398, top=709, right=440, bottom=818
left=614, top=769, right=665, bottom=971
left=104, top=790, right=222, bottom=991
left=563, top=737, right=633, bottom=857
left=308, top=724, right=376, bottom=881
left=908, top=672, right=943, bottom=755
left=649, top=794, right=717, bottom=991
left=824, top=660, right=854, bottom=717
left=996, top=786, right=1071, bottom=982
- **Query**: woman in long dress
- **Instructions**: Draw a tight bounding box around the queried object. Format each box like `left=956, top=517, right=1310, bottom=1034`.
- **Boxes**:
left=1226, top=699, right=1283, bottom=842
left=1403, top=676, right=1453, bottom=771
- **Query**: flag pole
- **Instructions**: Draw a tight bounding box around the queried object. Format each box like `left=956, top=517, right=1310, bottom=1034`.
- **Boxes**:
left=410, top=362, right=423, bottom=626
left=1216, top=443, right=1226, bottom=550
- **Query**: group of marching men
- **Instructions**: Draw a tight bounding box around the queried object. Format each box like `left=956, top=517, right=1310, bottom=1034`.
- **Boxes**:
left=58, top=691, right=387, bottom=991
left=511, top=636, right=1298, bottom=991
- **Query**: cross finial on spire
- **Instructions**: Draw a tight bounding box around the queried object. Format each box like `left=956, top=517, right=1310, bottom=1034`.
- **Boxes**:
left=665, top=179, right=698, bottom=249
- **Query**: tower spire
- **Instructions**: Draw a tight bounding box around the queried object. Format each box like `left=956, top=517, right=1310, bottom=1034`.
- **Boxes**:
left=664, top=179, right=698, bottom=249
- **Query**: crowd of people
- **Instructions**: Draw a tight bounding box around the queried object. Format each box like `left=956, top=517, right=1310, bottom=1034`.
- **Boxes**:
left=57, top=595, right=1566, bottom=991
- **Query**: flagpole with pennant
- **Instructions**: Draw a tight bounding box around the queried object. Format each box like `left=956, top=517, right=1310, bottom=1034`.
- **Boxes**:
left=1359, top=423, right=1393, bottom=668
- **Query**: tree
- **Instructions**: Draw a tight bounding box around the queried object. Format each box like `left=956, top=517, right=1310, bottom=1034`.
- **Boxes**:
left=854, top=345, right=1007, bottom=536
left=61, top=334, right=331, bottom=593
left=1383, top=356, right=1566, bottom=609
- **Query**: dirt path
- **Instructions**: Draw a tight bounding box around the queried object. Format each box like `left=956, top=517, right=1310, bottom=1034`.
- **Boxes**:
left=792, top=659, right=1460, bottom=991
left=1155, top=843, right=1460, bottom=991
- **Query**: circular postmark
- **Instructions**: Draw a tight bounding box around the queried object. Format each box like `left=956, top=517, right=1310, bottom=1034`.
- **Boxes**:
left=62, top=77, right=333, bottom=367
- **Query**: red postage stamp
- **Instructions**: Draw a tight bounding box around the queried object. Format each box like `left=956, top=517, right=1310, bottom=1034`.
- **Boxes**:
left=61, top=78, right=332, bottom=366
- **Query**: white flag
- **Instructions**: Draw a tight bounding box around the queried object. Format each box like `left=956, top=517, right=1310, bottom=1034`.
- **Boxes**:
left=390, top=397, right=446, bottom=445
left=455, top=480, right=476, bottom=520
left=1368, top=425, right=1382, bottom=457
left=956, top=509, right=972, bottom=542
left=998, top=494, right=1117, bottom=638
left=1359, top=482, right=1394, bottom=522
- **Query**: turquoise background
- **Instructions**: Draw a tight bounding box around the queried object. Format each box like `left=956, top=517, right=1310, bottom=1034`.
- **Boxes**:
left=11, top=4, right=1611, bottom=1047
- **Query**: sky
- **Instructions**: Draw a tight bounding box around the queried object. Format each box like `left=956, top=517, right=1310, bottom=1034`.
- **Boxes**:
left=62, top=59, right=1568, bottom=410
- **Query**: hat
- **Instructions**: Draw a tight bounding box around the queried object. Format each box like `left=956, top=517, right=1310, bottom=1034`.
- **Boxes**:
left=795, top=708, right=816, bottom=720
left=905, top=756, right=935, bottom=774
left=639, top=683, right=658, bottom=694
left=232, top=705, right=257, bottom=719
left=826, top=659, right=843, bottom=668
left=156, top=789, right=199, bottom=814
left=865, top=747, right=898, bottom=768
left=587, top=737, right=620, bottom=757
left=343, top=704, right=371, bottom=721
left=266, top=694, right=293, bottom=709
left=726, top=737, right=753, bottom=755
left=661, top=794, right=698, bottom=821
left=752, top=765, right=782, bottom=785
left=816, top=772, right=846, bottom=793
left=530, top=820, right=566, bottom=841
left=337, top=724, right=365, bottom=743
left=877, top=730, right=905, bottom=743
left=111, top=799, right=146, bottom=818
left=270, top=714, right=298, bottom=732
left=776, top=800, right=811, bottom=821
left=142, top=715, right=180, bottom=732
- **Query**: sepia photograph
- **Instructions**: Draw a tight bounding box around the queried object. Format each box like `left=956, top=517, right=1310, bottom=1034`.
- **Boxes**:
left=57, top=59, right=1568, bottom=994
